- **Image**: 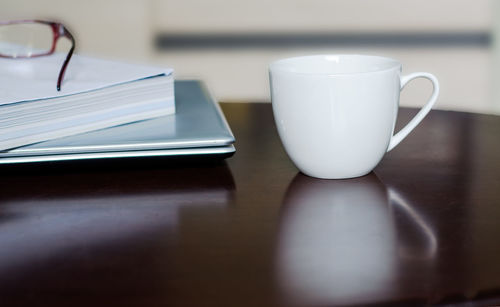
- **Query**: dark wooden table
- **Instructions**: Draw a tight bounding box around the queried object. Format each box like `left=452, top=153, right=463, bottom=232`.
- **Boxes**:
left=1, top=103, right=500, bottom=306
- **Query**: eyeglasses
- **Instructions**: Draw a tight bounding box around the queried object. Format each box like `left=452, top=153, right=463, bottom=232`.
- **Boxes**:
left=0, top=20, right=75, bottom=91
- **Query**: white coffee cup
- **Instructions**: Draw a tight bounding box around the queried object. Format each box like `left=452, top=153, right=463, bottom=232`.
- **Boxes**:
left=269, top=54, right=439, bottom=179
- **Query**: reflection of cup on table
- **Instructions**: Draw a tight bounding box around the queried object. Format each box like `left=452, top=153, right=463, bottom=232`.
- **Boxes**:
left=269, top=55, right=439, bottom=179
left=276, top=173, right=437, bottom=306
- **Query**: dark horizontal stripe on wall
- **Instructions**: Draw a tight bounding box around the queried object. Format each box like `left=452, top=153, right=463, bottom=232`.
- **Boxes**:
left=156, top=32, right=490, bottom=49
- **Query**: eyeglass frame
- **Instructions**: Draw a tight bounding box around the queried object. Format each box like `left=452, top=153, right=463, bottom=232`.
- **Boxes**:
left=0, top=19, right=75, bottom=91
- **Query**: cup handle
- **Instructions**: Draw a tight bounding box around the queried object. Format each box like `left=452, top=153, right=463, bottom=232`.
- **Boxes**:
left=387, top=72, right=439, bottom=151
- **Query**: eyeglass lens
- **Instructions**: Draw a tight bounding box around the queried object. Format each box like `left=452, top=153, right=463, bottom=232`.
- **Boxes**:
left=0, top=23, right=53, bottom=58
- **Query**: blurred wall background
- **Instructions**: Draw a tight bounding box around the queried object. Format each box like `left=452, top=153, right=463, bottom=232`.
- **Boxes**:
left=1, top=0, right=498, bottom=114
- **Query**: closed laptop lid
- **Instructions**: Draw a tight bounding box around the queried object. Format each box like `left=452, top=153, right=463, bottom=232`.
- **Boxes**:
left=1, top=80, right=235, bottom=158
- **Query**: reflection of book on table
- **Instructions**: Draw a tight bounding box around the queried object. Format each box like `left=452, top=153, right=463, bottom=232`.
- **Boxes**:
left=0, top=188, right=233, bottom=270
left=0, top=53, right=175, bottom=151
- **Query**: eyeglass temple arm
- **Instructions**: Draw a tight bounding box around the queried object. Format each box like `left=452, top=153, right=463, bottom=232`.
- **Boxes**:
left=56, top=26, right=75, bottom=91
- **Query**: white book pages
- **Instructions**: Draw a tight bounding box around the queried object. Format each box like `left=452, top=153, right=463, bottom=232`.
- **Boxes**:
left=0, top=52, right=173, bottom=105
left=0, top=53, right=175, bottom=151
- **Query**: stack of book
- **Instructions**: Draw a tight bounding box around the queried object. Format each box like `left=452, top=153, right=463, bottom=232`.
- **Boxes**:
left=0, top=54, right=175, bottom=151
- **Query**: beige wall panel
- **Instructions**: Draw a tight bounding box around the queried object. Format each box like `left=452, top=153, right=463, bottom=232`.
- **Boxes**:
left=154, top=47, right=492, bottom=114
left=153, top=0, right=492, bottom=33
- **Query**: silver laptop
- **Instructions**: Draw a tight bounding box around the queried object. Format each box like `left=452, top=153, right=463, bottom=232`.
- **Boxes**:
left=0, top=80, right=235, bottom=164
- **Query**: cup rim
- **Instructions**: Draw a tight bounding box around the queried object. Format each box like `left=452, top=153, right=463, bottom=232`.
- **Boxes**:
left=269, top=54, right=402, bottom=76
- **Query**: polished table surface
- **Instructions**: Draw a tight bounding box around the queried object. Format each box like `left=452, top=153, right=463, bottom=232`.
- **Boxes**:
left=1, top=103, right=500, bottom=306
